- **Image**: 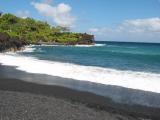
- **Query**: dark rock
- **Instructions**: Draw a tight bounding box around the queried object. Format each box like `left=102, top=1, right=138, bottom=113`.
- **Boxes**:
left=0, top=32, right=27, bottom=52
left=78, top=33, right=95, bottom=45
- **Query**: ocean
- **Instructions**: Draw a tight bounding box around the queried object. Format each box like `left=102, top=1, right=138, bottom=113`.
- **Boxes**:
left=0, top=41, right=160, bottom=94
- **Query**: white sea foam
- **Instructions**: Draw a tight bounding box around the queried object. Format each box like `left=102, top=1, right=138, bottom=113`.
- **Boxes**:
left=20, top=46, right=36, bottom=53
left=75, top=44, right=106, bottom=47
left=21, top=44, right=106, bottom=48
left=36, top=44, right=106, bottom=47
left=0, top=53, right=160, bottom=93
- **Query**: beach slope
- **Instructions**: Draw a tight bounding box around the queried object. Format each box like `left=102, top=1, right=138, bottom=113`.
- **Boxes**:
left=0, top=77, right=160, bottom=120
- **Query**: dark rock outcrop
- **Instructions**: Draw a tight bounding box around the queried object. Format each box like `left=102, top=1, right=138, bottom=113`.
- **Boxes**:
left=0, top=32, right=27, bottom=52
left=63, top=33, right=95, bottom=45
left=78, top=33, right=95, bottom=44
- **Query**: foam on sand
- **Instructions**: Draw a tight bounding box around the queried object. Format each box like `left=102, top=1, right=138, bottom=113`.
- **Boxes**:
left=0, top=53, right=160, bottom=93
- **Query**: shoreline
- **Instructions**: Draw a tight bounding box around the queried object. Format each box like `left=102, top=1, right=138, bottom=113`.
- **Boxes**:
left=1, top=52, right=160, bottom=94
left=1, top=61, right=160, bottom=108
left=0, top=46, right=160, bottom=119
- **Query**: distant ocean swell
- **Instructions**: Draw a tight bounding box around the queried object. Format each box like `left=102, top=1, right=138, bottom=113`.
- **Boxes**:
left=0, top=52, right=160, bottom=93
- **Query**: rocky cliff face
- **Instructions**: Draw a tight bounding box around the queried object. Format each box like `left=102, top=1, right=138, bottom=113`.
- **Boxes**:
left=78, top=33, right=95, bottom=44
left=0, top=32, right=27, bottom=52
left=64, top=33, right=95, bottom=45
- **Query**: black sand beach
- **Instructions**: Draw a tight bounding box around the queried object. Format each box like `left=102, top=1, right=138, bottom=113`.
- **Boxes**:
left=0, top=90, right=126, bottom=120
left=0, top=79, right=153, bottom=120
left=0, top=78, right=137, bottom=120
left=0, top=65, right=160, bottom=120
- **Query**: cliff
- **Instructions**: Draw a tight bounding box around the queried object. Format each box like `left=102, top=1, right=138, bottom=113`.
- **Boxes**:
left=78, top=33, right=95, bottom=44
left=0, top=32, right=27, bottom=52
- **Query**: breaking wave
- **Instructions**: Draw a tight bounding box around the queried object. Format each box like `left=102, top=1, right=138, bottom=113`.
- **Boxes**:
left=0, top=53, right=160, bottom=93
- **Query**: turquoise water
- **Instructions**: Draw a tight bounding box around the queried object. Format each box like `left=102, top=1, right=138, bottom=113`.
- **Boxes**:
left=1, top=41, right=160, bottom=93
left=1, top=41, right=160, bottom=107
left=20, top=41, right=160, bottom=73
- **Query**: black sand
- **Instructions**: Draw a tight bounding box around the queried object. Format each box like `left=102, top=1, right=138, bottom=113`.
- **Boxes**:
left=0, top=90, right=128, bottom=120
left=0, top=65, right=160, bottom=120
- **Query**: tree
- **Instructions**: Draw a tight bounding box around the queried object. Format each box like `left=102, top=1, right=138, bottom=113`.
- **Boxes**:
left=1, top=13, right=19, bottom=24
left=56, top=26, right=70, bottom=32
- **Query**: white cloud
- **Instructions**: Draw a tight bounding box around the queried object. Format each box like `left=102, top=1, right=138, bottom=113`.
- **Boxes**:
left=88, top=18, right=160, bottom=43
left=121, top=18, right=160, bottom=32
left=31, top=2, right=76, bottom=27
left=16, top=10, right=30, bottom=19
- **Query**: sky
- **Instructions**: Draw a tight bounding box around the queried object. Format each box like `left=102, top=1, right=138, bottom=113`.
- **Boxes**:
left=0, top=0, right=160, bottom=43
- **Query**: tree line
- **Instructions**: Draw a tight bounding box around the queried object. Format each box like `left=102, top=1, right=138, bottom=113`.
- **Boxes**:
left=0, top=13, right=81, bottom=44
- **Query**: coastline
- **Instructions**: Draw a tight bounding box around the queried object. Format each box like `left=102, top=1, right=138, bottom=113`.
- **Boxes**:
left=1, top=42, right=160, bottom=120
left=0, top=8, right=159, bottom=120
left=0, top=65, right=160, bottom=120
left=1, top=51, right=160, bottom=94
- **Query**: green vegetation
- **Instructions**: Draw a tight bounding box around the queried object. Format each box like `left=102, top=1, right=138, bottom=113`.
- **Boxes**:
left=0, top=13, right=85, bottom=44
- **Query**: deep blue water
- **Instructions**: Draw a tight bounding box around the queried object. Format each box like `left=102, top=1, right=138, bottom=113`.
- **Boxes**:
left=20, top=41, right=160, bottom=73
